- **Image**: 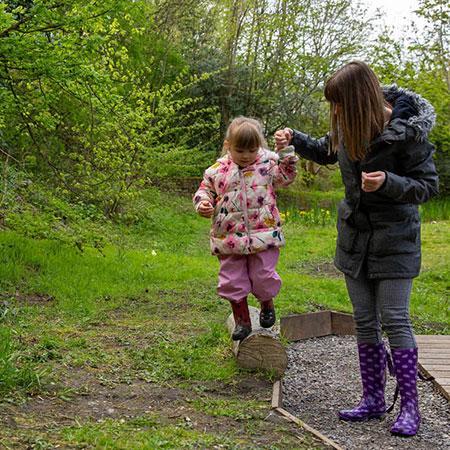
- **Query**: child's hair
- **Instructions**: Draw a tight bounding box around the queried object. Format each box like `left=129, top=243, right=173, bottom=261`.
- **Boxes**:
left=222, top=116, right=268, bottom=155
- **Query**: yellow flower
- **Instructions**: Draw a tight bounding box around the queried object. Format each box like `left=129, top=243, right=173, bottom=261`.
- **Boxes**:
left=264, top=218, right=276, bottom=227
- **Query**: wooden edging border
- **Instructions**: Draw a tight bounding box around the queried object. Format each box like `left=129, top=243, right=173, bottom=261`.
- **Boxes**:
left=271, top=312, right=449, bottom=449
left=271, top=381, right=344, bottom=450
left=418, top=362, right=450, bottom=401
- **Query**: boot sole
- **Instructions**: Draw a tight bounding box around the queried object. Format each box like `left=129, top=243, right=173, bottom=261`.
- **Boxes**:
left=339, top=412, right=385, bottom=422
left=390, top=426, right=419, bottom=437
left=390, top=431, right=417, bottom=437
left=232, top=329, right=252, bottom=341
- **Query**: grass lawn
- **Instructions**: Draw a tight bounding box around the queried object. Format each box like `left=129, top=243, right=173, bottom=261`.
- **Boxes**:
left=0, top=189, right=448, bottom=448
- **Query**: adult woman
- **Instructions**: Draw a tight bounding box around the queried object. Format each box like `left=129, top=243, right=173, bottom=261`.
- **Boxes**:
left=275, top=61, right=438, bottom=437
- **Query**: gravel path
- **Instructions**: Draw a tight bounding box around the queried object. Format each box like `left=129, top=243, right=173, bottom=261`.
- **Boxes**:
left=283, top=335, right=450, bottom=450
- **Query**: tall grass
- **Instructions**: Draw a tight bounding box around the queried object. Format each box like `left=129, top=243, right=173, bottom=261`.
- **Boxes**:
left=279, top=204, right=337, bottom=226
left=278, top=187, right=449, bottom=225
left=420, top=197, right=450, bottom=222
left=0, top=326, right=42, bottom=395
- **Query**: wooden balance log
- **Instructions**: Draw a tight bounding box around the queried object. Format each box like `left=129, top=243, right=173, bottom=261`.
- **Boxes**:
left=227, top=306, right=287, bottom=378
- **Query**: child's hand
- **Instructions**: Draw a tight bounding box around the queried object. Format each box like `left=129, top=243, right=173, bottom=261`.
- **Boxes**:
left=361, top=171, right=386, bottom=192
left=274, top=128, right=293, bottom=151
left=197, top=201, right=214, bottom=218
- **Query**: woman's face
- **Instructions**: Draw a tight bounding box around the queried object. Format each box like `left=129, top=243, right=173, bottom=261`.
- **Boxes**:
left=228, top=144, right=259, bottom=167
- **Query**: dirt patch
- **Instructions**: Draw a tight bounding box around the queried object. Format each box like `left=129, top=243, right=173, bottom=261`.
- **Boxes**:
left=0, top=368, right=323, bottom=448
left=0, top=291, right=55, bottom=306
left=0, top=369, right=227, bottom=429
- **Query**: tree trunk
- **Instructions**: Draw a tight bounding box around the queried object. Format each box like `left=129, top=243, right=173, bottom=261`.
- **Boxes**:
left=226, top=306, right=287, bottom=378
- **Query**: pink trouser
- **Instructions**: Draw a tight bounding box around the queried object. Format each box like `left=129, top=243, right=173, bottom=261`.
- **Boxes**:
left=217, top=248, right=281, bottom=303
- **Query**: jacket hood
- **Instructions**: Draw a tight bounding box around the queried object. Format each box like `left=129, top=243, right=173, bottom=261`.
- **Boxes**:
left=382, top=84, right=436, bottom=142
left=217, top=147, right=276, bottom=167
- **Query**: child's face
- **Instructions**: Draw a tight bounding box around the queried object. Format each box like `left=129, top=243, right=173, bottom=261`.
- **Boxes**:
left=228, top=144, right=259, bottom=168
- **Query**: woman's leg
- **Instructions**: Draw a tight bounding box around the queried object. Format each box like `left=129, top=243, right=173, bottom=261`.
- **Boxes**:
left=248, top=248, right=281, bottom=327
left=376, top=278, right=415, bottom=349
left=339, top=272, right=386, bottom=421
left=345, top=272, right=382, bottom=344
left=376, top=279, right=420, bottom=436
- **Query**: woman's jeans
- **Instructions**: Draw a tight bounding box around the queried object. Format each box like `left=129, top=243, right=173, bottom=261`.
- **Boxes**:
left=345, top=271, right=416, bottom=349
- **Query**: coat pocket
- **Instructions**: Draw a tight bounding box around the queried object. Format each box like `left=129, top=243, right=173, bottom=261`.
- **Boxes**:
left=369, top=218, right=420, bottom=256
left=336, top=201, right=358, bottom=252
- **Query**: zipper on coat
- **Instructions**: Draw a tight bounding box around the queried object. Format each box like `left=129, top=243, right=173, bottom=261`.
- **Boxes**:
left=239, top=170, right=252, bottom=247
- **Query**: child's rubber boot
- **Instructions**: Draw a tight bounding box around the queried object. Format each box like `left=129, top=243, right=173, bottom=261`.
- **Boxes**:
left=230, top=298, right=252, bottom=341
left=259, top=299, right=276, bottom=328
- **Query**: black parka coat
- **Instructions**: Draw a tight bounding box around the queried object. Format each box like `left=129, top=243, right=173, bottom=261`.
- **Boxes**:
left=291, top=85, right=439, bottom=279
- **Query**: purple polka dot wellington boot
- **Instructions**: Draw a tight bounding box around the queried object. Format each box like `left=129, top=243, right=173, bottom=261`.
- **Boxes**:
left=390, top=348, right=421, bottom=436
left=339, top=342, right=387, bottom=421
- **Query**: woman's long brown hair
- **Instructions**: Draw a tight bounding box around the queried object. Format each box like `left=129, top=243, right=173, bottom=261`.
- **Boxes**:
left=324, top=61, right=386, bottom=161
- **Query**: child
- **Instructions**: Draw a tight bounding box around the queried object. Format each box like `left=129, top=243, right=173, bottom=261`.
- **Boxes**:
left=193, top=116, right=298, bottom=341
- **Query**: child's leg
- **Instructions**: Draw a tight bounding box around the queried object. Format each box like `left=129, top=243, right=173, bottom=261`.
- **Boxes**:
left=248, top=248, right=281, bottom=327
left=217, top=254, right=252, bottom=340
left=217, top=254, right=251, bottom=302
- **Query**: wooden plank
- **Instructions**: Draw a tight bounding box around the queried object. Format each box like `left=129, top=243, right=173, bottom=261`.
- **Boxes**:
left=417, top=343, right=450, bottom=349
left=416, top=335, right=450, bottom=342
left=418, top=348, right=450, bottom=354
left=275, top=407, right=344, bottom=450
left=415, top=335, right=450, bottom=402
left=421, top=365, right=450, bottom=371
left=271, top=380, right=283, bottom=409
left=331, top=311, right=355, bottom=336
left=280, top=311, right=332, bottom=341
left=434, top=377, right=450, bottom=385
left=420, top=355, right=450, bottom=364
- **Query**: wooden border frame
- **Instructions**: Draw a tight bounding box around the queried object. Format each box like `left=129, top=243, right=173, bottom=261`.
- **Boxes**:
left=273, top=310, right=448, bottom=448
left=280, top=310, right=356, bottom=341
left=271, top=381, right=344, bottom=450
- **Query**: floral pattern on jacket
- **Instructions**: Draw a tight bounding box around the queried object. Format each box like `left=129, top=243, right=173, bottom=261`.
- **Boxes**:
left=193, top=146, right=298, bottom=255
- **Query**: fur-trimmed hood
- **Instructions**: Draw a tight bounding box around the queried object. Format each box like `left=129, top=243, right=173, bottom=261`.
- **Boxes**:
left=382, top=85, right=436, bottom=142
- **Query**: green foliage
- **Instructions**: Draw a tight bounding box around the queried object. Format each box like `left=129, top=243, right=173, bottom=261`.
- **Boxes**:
left=130, top=324, right=237, bottom=383
left=0, top=162, right=107, bottom=251
left=0, top=1, right=219, bottom=213
left=0, top=325, right=43, bottom=395
left=420, top=198, right=450, bottom=221
left=61, top=415, right=236, bottom=449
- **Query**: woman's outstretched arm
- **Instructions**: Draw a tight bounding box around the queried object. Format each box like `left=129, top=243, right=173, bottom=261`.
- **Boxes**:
left=275, top=128, right=338, bottom=165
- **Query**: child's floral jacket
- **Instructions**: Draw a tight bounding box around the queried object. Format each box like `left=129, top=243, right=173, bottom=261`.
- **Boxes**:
left=193, top=147, right=298, bottom=255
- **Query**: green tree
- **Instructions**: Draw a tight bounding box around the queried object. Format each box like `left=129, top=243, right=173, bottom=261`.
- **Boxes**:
left=0, top=1, right=218, bottom=213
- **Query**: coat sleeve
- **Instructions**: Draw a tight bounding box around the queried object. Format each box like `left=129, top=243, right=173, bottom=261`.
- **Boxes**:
left=193, top=170, right=217, bottom=212
left=272, top=146, right=299, bottom=188
left=378, top=137, right=439, bottom=204
left=291, top=130, right=338, bottom=165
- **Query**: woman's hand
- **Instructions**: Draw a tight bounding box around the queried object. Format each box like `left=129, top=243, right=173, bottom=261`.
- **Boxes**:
left=197, top=200, right=214, bottom=218
left=274, top=128, right=293, bottom=151
left=361, top=171, right=386, bottom=192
